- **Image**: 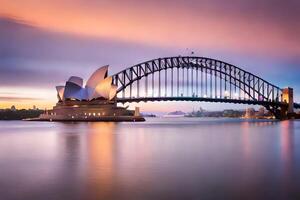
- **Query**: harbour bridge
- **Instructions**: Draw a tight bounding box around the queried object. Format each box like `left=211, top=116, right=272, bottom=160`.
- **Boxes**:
left=111, top=56, right=299, bottom=119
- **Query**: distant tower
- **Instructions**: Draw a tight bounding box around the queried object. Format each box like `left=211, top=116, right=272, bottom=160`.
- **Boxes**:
left=33, top=105, right=37, bottom=110
left=282, top=87, right=294, bottom=113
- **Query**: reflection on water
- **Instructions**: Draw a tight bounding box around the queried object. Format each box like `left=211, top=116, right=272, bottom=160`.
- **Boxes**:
left=86, top=122, right=116, bottom=199
left=0, top=118, right=300, bottom=199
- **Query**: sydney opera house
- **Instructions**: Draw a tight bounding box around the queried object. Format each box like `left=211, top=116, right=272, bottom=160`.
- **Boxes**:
left=31, top=66, right=144, bottom=122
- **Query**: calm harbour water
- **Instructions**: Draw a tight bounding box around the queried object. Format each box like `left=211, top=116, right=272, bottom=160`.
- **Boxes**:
left=0, top=118, right=300, bottom=200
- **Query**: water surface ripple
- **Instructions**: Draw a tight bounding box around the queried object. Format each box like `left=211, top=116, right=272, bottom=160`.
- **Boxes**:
left=0, top=118, right=300, bottom=200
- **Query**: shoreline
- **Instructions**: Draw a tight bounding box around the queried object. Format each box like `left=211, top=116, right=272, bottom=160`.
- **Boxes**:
left=23, top=115, right=145, bottom=122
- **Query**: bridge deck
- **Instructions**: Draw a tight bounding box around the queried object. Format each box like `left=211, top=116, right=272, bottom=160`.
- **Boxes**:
left=117, top=97, right=287, bottom=107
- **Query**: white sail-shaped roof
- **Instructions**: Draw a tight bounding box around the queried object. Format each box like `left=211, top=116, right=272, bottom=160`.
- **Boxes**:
left=56, top=86, right=65, bottom=101
left=63, top=81, right=84, bottom=100
left=68, top=76, right=83, bottom=87
left=92, top=76, right=113, bottom=100
left=85, top=65, right=109, bottom=99
left=80, top=88, right=88, bottom=100
left=55, top=65, right=118, bottom=102
left=86, top=65, right=109, bottom=88
left=109, top=85, right=117, bottom=100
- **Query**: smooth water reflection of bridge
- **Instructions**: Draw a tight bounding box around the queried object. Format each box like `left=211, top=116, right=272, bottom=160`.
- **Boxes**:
left=111, top=56, right=297, bottom=119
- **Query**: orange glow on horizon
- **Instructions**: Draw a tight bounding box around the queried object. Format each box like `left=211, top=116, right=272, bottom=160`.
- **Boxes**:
left=0, top=87, right=56, bottom=109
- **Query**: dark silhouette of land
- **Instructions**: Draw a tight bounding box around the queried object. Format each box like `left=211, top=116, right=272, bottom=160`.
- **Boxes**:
left=0, top=109, right=43, bottom=120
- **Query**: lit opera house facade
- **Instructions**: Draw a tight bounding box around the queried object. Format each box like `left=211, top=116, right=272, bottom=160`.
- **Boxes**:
left=31, top=66, right=144, bottom=122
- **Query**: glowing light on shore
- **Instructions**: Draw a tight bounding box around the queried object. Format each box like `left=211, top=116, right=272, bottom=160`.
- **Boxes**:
left=224, top=90, right=229, bottom=98
left=234, top=93, right=239, bottom=99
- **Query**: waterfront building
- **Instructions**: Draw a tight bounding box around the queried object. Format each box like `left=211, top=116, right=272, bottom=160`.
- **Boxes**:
left=245, top=108, right=256, bottom=118
left=31, top=66, right=144, bottom=122
left=257, top=107, right=265, bottom=117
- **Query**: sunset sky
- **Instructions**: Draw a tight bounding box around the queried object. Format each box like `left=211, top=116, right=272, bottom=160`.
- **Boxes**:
left=0, top=0, right=299, bottom=112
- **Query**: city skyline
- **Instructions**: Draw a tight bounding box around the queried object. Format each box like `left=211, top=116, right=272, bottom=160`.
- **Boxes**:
left=0, top=0, right=299, bottom=112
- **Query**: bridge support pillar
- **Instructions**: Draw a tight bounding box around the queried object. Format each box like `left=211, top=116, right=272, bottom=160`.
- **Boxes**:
left=280, top=106, right=288, bottom=119
left=282, top=87, right=294, bottom=114
left=270, top=87, right=295, bottom=120
left=265, top=105, right=286, bottom=120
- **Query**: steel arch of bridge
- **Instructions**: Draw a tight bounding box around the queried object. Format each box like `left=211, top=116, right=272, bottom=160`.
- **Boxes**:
left=112, top=56, right=286, bottom=110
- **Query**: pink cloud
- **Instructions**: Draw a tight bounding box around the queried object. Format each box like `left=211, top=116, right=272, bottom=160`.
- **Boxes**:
left=0, top=0, right=299, bottom=58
